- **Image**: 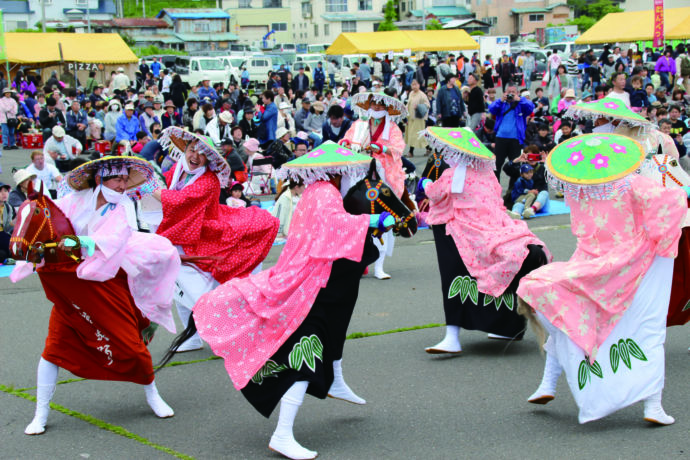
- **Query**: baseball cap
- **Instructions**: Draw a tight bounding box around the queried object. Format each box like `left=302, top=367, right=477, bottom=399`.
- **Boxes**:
left=520, top=164, right=534, bottom=174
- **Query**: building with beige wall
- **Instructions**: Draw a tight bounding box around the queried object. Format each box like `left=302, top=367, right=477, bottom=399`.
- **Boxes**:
left=471, top=0, right=570, bottom=37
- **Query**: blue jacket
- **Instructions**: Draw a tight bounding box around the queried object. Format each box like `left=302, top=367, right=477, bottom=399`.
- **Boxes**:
left=198, top=86, right=218, bottom=104
left=151, top=61, right=161, bottom=77
left=313, top=67, right=325, bottom=86
left=65, top=109, right=87, bottom=131
left=488, top=97, right=534, bottom=145
left=436, top=85, right=465, bottom=119
left=511, top=176, right=534, bottom=202
left=260, top=102, right=278, bottom=143
left=116, top=113, right=140, bottom=142
left=321, top=117, right=352, bottom=143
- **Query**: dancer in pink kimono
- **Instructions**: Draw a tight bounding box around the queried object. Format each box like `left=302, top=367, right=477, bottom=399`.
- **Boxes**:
left=13, top=156, right=180, bottom=435
left=518, top=133, right=688, bottom=425
left=340, top=89, right=411, bottom=279
left=185, top=144, right=397, bottom=460
left=418, top=127, right=550, bottom=354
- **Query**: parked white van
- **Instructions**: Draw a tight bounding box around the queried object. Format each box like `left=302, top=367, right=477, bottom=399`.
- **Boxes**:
left=339, top=54, right=368, bottom=82
left=241, top=56, right=276, bottom=86
left=175, top=56, right=237, bottom=85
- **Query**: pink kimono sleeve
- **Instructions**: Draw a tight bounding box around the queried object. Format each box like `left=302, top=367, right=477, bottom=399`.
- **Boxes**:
left=77, top=206, right=131, bottom=282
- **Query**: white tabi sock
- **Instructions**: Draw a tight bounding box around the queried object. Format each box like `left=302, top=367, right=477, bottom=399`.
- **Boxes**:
left=528, top=352, right=562, bottom=404
left=144, top=380, right=174, bottom=418
left=328, top=359, right=366, bottom=405
left=644, top=390, right=674, bottom=425
left=269, top=381, right=317, bottom=460
left=25, top=358, right=58, bottom=435
left=373, top=237, right=391, bottom=280
left=425, top=325, right=462, bottom=354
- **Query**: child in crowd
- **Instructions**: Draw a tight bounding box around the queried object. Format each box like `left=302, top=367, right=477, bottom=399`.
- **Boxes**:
left=505, top=145, right=550, bottom=219
left=226, top=181, right=251, bottom=208
left=630, top=75, right=650, bottom=109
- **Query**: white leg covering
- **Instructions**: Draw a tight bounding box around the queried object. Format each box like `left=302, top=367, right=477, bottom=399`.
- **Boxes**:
left=328, top=359, right=366, bottom=405
left=644, top=389, right=674, bottom=425
left=527, top=352, right=562, bottom=404
left=425, top=325, right=462, bottom=354
left=144, top=380, right=174, bottom=418
left=269, top=381, right=317, bottom=460
left=174, top=302, right=203, bottom=352
left=25, top=358, right=58, bottom=435
left=373, top=234, right=391, bottom=280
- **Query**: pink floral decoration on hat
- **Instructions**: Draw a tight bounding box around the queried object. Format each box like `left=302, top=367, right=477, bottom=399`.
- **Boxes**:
left=603, top=101, right=619, bottom=109
left=610, top=143, right=626, bottom=154
left=469, top=138, right=480, bottom=148
left=590, top=153, right=609, bottom=169
left=336, top=147, right=353, bottom=156
left=449, top=131, right=463, bottom=139
left=308, top=148, right=326, bottom=158
left=567, top=150, right=585, bottom=166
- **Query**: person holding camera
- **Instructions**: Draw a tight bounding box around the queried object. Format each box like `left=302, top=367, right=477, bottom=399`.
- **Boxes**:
left=488, top=85, right=534, bottom=181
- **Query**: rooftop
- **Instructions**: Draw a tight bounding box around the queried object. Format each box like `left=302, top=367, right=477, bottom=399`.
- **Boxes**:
left=156, top=8, right=231, bottom=20
left=410, top=6, right=471, bottom=18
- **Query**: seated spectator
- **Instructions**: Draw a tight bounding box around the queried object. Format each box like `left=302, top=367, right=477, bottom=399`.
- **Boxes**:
left=505, top=146, right=549, bottom=219
left=554, top=119, right=580, bottom=144
left=226, top=181, right=251, bottom=208
left=115, top=103, right=139, bottom=147
left=474, top=117, right=496, bottom=150
left=161, top=100, right=183, bottom=128
left=531, top=123, right=556, bottom=152
left=264, top=127, right=292, bottom=169
left=43, top=126, right=82, bottom=172
left=271, top=179, right=305, bottom=239
left=290, top=132, right=310, bottom=157
left=38, top=96, right=66, bottom=142
left=0, top=181, right=15, bottom=263
left=239, top=102, right=257, bottom=139
left=220, top=138, right=247, bottom=183
left=205, top=110, right=233, bottom=146
left=65, top=99, right=88, bottom=148
left=659, top=118, right=687, bottom=159
left=321, top=104, right=352, bottom=144
left=25, top=150, right=62, bottom=198
left=138, top=102, right=160, bottom=137
left=9, top=169, right=36, bottom=210
left=131, top=131, right=149, bottom=154
left=244, top=138, right=273, bottom=194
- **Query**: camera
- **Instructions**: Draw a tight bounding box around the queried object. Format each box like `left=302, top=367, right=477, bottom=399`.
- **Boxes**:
left=506, top=94, right=515, bottom=101
left=527, top=153, right=542, bottom=162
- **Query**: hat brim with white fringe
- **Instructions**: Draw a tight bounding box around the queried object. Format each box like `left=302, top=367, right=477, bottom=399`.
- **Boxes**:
left=158, top=126, right=231, bottom=188
left=545, top=133, right=644, bottom=201
left=351, top=92, right=408, bottom=121
left=565, top=97, right=652, bottom=129
left=64, top=155, right=157, bottom=200
left=422, top=126, right=495, bottom=170
left=276, top=141, right=371, bottom=186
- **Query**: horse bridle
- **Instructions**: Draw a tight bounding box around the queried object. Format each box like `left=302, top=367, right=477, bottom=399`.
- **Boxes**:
left=364, top=179, right=415, bottom=236
left=9, top=196, right=81, bottom=265
left=653, top=154, right=684, bottom=187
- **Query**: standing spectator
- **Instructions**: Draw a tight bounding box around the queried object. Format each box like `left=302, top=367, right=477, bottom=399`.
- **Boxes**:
left=414, top=60, right=426, bottom=90
left=84, top=71, right=99, bottom=95
left=65, top=99, right=88, bottom=148
left=677, top=47, right=690, bottom=95
left=0, top=181, right=15, bottom=263
left=372, top=56, right=383, bottom=83
left=139, top=60, right=150, bottom=82
left=436, top=75, right=465, bottom=128
left=404, top=79, right=429, bottom=157
left=548, top=51, right=562, bottom=79
left=497, top=51, right=516, bottom=91
left=523, top=51, right=536, bottom=87
left=327, top=60, right=338, bottom=89
left=566, top=51, right=580, bottom=94
left=151, top=57, right=161, bottom=78
left=321, top=104, right=351, bottom=144
left=115, top=103, right=139, bottom=146
left=292, top=67, right=310, bottom=93
left=110, top=67, right=130, bottom=92
left=169, top=74, right=187, bottom=109
left=313, top=62, right=326, bottom=94
left=655, top=50, right=677, bottom=91
left=549, top=64, right=569, bottom=101
left=359, top=58, right=372, bottom=88
left=466, top=73, right=485, bottom=130
left=0, top=87, right=18, bottom=150
left=259, top=90, right=278, bottom=147
left=607, top=72, right=631, bottom=107
left=160, top=69, right=172, bottom=101
left=382, top=58, right=392, bottom=86
left=488, top=85, right=534, bottom=180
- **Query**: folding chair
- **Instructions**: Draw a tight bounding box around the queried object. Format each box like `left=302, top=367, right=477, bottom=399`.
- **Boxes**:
left=245, top=156, right=274, bottom=196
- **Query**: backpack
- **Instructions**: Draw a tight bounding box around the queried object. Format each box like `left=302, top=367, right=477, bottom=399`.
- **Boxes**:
left=681, top=55, right=690, bottom=77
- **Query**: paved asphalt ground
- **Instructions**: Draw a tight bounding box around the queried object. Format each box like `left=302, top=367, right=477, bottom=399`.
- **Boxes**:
left=1, top=146, right=688, bottom=460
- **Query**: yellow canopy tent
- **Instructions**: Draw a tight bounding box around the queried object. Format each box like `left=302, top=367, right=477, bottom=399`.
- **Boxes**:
left=575, top=7, right=690, bottom=44
left=326, top=30, right=478, bottom=55
left=4, top=33, right=138, bottom=64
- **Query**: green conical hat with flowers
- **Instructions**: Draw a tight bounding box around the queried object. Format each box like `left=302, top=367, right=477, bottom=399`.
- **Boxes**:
left=277, top=140, right=373, bottom=185
left=546, top=133, right=644, bottom=200
left=423, top=127, right=495, bottom=169
left=565, top=97, right=652, bottom=128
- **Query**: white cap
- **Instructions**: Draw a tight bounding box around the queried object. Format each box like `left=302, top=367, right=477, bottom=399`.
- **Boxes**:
left=52, top=126, right=65, bottom=137
left=275, top=127, right=289, bottom=139
left=219, top=111, right=233, bottom=124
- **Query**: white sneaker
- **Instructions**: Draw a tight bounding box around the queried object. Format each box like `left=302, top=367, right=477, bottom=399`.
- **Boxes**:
left=507, top=210, right=522, bottom=220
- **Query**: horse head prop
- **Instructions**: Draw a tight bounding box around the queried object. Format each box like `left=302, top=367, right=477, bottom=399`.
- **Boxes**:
left=640, top=153, right=690, bottom=188
left=343, top=159, right=417, bottom=238
left=10, top=181, right=81, bottom=266
left=421, top=151, right=450, bottom=182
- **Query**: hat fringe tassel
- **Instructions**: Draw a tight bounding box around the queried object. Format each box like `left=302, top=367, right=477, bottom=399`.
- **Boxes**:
left=423, top=134, right=496, bottom=171
left=276, top=164, right=369, bottom=186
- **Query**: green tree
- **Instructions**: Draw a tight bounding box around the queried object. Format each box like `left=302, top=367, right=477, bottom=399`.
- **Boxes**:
left=586, top=0, right=623, bottom=20
left=470, top=30, right=485, bottom=36
left=426, top=19, right=443, bottom=30
left=567, top=15, right=597, bottom=33
left=566, top=0, right=588, bottom=17
left=377, top=0, right=399, bottom=31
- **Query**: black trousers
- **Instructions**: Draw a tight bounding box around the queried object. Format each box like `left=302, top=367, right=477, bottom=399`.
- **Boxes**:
left=441, top=116, right=461, bottom=128
left=494, top=137, right=522, bottom=180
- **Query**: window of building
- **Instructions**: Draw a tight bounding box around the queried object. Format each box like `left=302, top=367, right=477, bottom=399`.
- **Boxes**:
left=529, top=14, right=545, bottom=22
left=314, top=24, right=319, bottom=36
left=432, top=0, right=454, bottom=6
left=342, top=20, right=356, bottom=32
left=326, top=0, right=348, bottom=13
left=263, top=0, right=282, bottom=6
left=401, top=1, right=406, bottom=11
left=358, top=0, right=372, bottom=10
left=324, top=24, right=330, bottom=36
left=194, top=21, right=210, bottom=32
left=239, top=0, right=252, bottom=7
left=272, top=22, right=287, bottom=31
left=481, top=16, right=497, bottom=25
left=302, top=2, right=312, bottom=17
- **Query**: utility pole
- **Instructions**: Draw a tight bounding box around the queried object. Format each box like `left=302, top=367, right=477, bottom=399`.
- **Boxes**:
left=142, top=0, right=146, bottom=18
left=422, top=0, right=426, bottom=30
left=87, top=2, right=91, bottom=33
left=41, top=0, right=46, bottom=33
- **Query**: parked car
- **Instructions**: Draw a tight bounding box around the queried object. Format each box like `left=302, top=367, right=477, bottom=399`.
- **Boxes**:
left=174, top=56, right=238, bottom=85
left=543, top=42, right=591, bottom=58
left=338, top=54, right=368, bottom=82
left=241, top=56, right=277, bottom=86
left=273, top=43, right=297, bottom=53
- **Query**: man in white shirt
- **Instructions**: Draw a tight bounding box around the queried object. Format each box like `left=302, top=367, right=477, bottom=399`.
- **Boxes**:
left=205, top=110, right=234, bottom=146
left=25, top=150, right=62, bottom=198
left=43, top=126, right=83, bottom=172
left=111, top=67, right=131, bottom=92
left=548, top=52, right=562, bottom=79
left=607, top=71, right=631, bottom=107
left=161, top=69, right=172, bottom=99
